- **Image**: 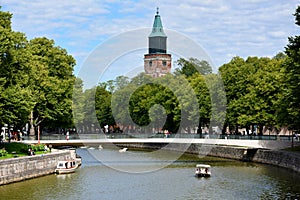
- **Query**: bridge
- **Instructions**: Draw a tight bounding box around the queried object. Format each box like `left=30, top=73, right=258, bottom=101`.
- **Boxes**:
left=22, top=138, right=298, bottom=150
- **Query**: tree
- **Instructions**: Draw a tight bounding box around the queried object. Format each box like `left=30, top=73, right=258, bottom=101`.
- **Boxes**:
left=237, top=57, right=283, bottom=133
left=72, top=78, right=85, bottom=132
left=204, top=73, right=227, bottom=133
left=0, top=7, right=76, bottom=137
left=187, top=73, right=211, bottom=131
left=29, top=37, right=76, bottom=133
left=219, top=56, right=285, bottom=134
left=81, top=87, right=99, bottom=133
left=111, top=80, right=140, bottom=133
left=95, top=85, right=115, bottom=130
left=0, top=8, right=34, bottom=132
left=114, top=75, right=130, bottom=91
left=219, top=57, right=249, bottom=133
left=0, top=7, right=12, bottom=30
left=280, top=5, right=300, bottom=131
left=175, top=58, right=212, bottom=77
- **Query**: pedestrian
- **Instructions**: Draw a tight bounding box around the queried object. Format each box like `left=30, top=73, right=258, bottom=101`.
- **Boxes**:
left=66, top=130, right=69, bottom=141
left=28, top=148, right=35, bottom=156
left=164, top=129, right=169, bottom=138
left=104, top=125, right=109, bottom=134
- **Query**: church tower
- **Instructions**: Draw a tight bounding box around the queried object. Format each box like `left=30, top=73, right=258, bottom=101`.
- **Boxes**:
left=144, top=8, right=171, bottom=78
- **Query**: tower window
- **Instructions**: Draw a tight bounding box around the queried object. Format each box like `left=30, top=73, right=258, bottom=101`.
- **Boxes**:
left=149, top=61, right=152, bottom=67
left=162, top=61, right=167, bottom=66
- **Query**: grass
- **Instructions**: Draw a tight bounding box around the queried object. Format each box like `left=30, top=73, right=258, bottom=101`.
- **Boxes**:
left=0, top=142, right=49, bottom=159
left=283, top=145, right=300, bottom=153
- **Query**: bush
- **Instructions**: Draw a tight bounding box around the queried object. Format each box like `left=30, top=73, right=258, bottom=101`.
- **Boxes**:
left=31, top=144, right=45, bottom=152
left=0, top=148, right=7, bottom=157
left=0, top=142, right=46, bottom=157
left=0, top=142, right=28, bottom=154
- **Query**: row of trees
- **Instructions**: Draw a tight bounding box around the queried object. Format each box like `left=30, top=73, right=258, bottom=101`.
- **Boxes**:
left=1, top=6, right=299, bottom=136
left=0, top=8, right=76, bottom=135
left=74, top=54, right=287, bottom=135
left=73, top=71, right=222, bottom=134
left=220, top=55, right=286, bottom=134
left=220, top=6, right=300, bottom=134
left=73, top=6, right=300, bottom=135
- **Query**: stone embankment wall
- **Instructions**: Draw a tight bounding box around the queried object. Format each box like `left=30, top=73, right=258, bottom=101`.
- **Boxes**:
left=252, top=149, right=300, bottom=173
left=118, top=143, right=300, bottom=173
left=0, top=150, right=74, bottom=185
left=188, top=144, right=300, bottom=173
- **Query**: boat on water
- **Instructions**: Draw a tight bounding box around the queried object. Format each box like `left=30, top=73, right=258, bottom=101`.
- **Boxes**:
left=55, top=160, right=80, bottom=174
left=195, top=164, right=211, bottom=177
left=119, top=148, right=127, bottom=153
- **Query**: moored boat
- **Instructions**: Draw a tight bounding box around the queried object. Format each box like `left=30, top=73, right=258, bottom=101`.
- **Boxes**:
left=55, top=160, right=79, bottom=174
left=195, top=164, right=211, bottom=177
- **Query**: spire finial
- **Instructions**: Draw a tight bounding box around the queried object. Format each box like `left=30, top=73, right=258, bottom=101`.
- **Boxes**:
left=156, top=7, right=159, bottom=15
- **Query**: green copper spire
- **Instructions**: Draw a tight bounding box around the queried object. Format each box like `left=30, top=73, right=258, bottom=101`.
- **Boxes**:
left=149, top=7, right=166, bottom=37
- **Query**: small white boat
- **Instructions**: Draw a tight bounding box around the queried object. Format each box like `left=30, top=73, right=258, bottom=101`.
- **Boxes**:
left=98, top=145, right=103, bottom=150
left=119, top=148, right=128, bottom=153
left=195, top=164, right=211, bottom=177
left=55, top=160, right=79, bottom=174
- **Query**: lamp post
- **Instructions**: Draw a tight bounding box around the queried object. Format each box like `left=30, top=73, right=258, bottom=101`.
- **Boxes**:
left=38, top=126, right=40, bottom=144
left=291, top=131, right=294, bottom=149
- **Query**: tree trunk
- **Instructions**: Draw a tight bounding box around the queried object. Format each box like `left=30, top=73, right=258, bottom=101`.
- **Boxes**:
left=38, top=125, right=40, bottom=144
left=29, top=111, right=35, bottom=136
left=235, top=125, right=239, bottom=135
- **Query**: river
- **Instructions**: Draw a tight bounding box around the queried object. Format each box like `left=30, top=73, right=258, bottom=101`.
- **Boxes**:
left=0, top=147, right=299, bottom=200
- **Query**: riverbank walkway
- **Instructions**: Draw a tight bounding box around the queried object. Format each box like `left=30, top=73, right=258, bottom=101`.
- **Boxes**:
left=22, top=138, right=299, bottom=150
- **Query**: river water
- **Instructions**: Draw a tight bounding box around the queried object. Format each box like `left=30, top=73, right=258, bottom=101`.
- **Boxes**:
left=1, top=147, right=300, bottom=200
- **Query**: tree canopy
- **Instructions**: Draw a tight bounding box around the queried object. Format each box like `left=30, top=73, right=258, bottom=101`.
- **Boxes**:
left=279, top=5, right=300, bottom=131
left=0, top=8, right=76, bottom=134
left=2, top=5, right=300, bottom=137
left=175, top=57, right=212, bottom=77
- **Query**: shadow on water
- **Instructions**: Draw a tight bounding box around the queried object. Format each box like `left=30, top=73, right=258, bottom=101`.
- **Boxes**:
left=76, top=147, right=256, bottom=169
left=0, top=147, right=299, bottom=200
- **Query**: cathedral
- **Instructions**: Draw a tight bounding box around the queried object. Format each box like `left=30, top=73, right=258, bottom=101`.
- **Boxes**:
left=144, top=8, right=172, bottom=77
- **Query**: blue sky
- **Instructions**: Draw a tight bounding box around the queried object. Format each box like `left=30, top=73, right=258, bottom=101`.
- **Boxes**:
left=1, top=0, right=299, bottom=86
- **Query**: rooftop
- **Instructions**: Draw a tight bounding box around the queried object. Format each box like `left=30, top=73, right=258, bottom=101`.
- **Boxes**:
left=149, top=7, right=167, bottom=38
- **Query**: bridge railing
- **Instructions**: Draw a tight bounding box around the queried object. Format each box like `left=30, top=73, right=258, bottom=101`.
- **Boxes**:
left=22, top=133, right=298, bottom=141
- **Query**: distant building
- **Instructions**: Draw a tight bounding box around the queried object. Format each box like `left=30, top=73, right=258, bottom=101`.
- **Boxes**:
left=144, top=8, right=171, bottom=78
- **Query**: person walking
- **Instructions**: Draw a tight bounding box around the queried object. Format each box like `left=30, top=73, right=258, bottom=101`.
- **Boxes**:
left=66, top=130, right=70, bottom=141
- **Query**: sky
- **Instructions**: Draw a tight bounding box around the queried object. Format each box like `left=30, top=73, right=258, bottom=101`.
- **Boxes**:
left=1, top=0, right=299, bottom=87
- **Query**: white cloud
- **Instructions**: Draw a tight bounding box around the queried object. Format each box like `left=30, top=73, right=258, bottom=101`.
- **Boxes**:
left=1, top=0, right=299, bottom=76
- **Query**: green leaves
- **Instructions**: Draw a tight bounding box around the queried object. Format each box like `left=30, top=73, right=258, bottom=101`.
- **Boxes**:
left=174, top=57, right=212, bottom=77
left=280, top=6, right=300, bottom=130
left=95, top=72, right=210, bottom=134
left=0, top=9, right=33, bottom=129
left=0, top=8, right=76, bottom=131
left=29, top=37, right=76, bottom=128
left=219, top=55, right=287, bottom=132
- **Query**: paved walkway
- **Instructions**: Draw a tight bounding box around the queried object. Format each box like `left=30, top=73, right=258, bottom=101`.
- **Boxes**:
left=22, top=138, right=299, bottom=150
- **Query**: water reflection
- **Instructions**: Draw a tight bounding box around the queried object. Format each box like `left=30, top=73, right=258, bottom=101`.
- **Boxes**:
left=0, top=148, right=299, bottom=200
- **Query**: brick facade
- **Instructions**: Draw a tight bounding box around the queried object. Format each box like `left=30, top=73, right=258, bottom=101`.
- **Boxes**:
left=144, top=53, right=171, bottom=78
